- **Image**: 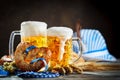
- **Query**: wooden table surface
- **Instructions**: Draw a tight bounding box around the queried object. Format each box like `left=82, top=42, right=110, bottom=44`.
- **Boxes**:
left=1, top=60, right=120, bottom=80
left=1, top=70, right=120, bottom=80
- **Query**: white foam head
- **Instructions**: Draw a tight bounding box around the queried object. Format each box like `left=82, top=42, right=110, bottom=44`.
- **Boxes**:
left=21, top=21, right=47, bottom=37
left=47, top=27, right=73, bottom=39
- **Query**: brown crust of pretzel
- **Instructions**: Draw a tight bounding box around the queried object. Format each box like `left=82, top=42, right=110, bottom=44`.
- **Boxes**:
left=14, top=42, right=51, bottom=71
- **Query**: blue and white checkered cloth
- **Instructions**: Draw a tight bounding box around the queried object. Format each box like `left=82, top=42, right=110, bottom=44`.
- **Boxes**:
left=72, top=29, right=117, bottom=61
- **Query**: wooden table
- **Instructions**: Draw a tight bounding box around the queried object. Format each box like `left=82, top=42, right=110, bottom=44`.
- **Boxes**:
left=1, top=60, right=120, bottom=80
left=1, top=70, right=120, bottom=80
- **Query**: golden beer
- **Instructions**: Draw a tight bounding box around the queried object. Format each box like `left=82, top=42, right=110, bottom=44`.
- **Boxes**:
left=47, top=36, right=72, bottom=67
left=47, top=27, right=73, bottom=67
left=21, top=21, right=47, bottom=47
left=21, top=35, right=47, bottom=47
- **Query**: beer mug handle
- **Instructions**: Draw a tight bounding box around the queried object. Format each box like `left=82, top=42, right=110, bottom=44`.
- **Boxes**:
left=9, top=30, right=20, bottom=60
left=72, top=37, right=83, bottom=62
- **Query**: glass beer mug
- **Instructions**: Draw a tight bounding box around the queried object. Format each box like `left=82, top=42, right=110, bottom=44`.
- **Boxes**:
left=47, top=27, right=82, bottom=67
left=9, top=21, right=47, bottom=60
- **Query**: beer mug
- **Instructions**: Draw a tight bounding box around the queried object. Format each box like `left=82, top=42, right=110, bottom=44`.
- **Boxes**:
left=47, top=27, right=82, bottom=67
left=9, top=21, right=47, bottom=60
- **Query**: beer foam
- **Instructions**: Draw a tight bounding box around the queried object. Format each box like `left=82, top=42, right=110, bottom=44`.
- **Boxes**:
left=21, top=21, right=47, bottom=37
left=47, top=27, right=73, bottom=61
left=47, top=27, right=73, bottom=39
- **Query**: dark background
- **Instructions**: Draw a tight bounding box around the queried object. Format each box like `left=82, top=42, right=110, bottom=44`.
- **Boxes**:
left=0, top=0, right=120, bottom=58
